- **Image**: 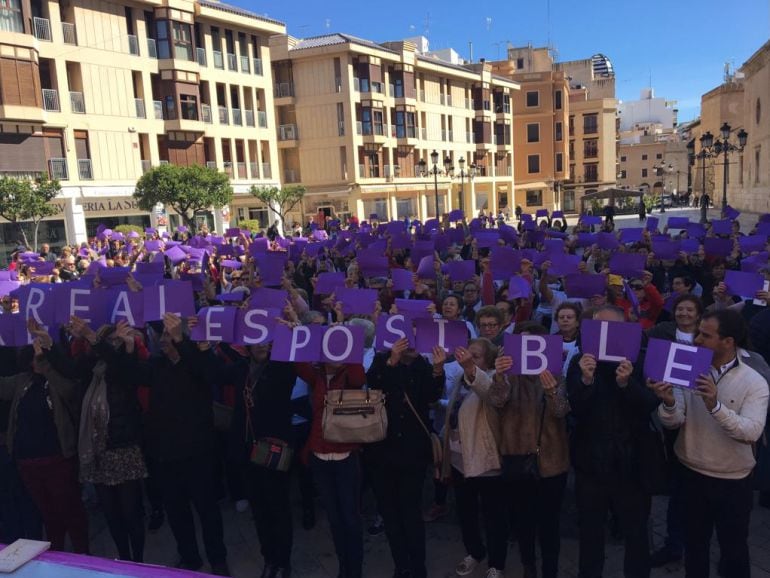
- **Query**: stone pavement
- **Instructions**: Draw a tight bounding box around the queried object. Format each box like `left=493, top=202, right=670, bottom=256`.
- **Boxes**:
left=86, top=476, right=770, bottom=578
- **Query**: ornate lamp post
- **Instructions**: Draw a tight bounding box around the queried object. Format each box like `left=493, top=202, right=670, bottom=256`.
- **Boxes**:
left=712, top=122, right=748, bottom=215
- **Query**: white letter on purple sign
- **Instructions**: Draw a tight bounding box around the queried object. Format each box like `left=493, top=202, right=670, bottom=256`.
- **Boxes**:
left=597, top=321, right=624, bottom=362
left=289, top=326, right=312, bottom=360
left=242, top=309, right=270, bottom=344
left=435, top=318, right=448, bottom=350
left=383, top=314, right=407, bottom=349
left=70, top=289, right=91, bottom=322
left=26, top=287, right=47, bottom=326
left=663, top=343, right=696, bottom=388
left=322, top=326, right=354, bottom=362
left=111, top=291, right=135, bottom=326
left=521, top=335, right=548, bottom=374
left=157, top=285, right=181, bottom=317
left=204, top=307, right=225, bottom=341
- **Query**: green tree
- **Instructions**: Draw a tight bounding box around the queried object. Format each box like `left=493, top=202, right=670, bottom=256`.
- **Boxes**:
left=249, top=184, right=306, bottom=236
left=0, top=175, right=61, bottom=251
left=134, top=164, right=232, bottom=232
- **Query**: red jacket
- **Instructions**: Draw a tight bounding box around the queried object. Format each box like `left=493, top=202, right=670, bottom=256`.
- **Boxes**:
left=638, top=284, right=664, bottom=330
left=296, top=362, right=367, bottom=461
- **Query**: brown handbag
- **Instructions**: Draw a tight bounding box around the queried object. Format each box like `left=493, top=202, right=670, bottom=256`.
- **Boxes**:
left=322, top=385, right=388, bottom=444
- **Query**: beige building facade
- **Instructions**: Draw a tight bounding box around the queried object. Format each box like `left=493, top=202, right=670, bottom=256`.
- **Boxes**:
left=0, top=0, right=284, bottom=250
left=739, top=40, right=770, bottom=214
left=267, top=34, right=519, bottom=224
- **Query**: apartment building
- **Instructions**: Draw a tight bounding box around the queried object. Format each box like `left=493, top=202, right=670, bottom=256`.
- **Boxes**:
left=267, top=34, right=519, bottom=224
left=740, top=40, right=769, bottom=213
left=0, top=0, right=284, bottom=250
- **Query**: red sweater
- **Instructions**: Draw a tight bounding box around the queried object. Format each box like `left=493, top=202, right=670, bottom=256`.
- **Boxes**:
left=296, top=362, right=367, bottom=461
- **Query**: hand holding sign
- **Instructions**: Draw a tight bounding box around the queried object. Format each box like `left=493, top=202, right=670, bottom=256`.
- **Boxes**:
left=388, top=337, right=410, bottom=365
left=694, top=373, right=719, bottom=412
left=495, top=355, right=513, bottom=375
left=646, top=379, right=675, bottom=407
left=163, top=313, right=183, bottom=343
left=616, top=359, right=633, bottom=387
left=579, top=353, right=597, bottom=384
left=540, top=369, right=558, bottom=396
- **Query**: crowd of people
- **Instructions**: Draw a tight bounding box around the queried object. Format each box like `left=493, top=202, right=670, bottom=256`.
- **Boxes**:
left=0, top=206, right=769, bottom=578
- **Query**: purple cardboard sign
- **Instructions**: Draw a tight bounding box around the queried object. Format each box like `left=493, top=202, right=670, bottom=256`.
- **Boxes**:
left=271, top=324, right=323, bottom=362
left=143, top=281, right=195, bottom=321
left=357, top=253, right=389, bottom=278
left=652, top=239, right=679, bottom=260
left=390, top=268, right=415, bottom=291
left=225, top=228, right=241, bottom=238
left=564, top=274, right=607, bottom=299
left=667, top=217, right=690, bottom=229
left=189, top=307, right=237, bottom=342
left=609, top=253, right=646, bottom=278
left=741, top=253, right=769, bottom=273
left=53, top=285, right=108, bottom=328
left=320, top=324, right=365, bottom=364
left=413, top=318, right=468, bottom=353
left=552, top=211, right=564, bottom=219
left=739, top=234, right=767, bottom=254
left=679, top=239, right=700, bottom=254
left=498, top=224, right=518, bottom=244
left=644, top=338, right=713, bottom=389
left=504, top=333, right=564, bottom=376
left=580, top=215, right=602, bottom=226
left=548, top=254, right=581, bottom=277
left=220, top=259, right=242, bottom=270
left=448, top=209, right=465, bottom=222
left=231, top=307, right=280, bottom=345
left=704, top=237, right=733, bottom=257
left=395, top=298, right=434, bottom=318
left=535, top=209, right=549, bottom=218
left=507, top=276, right=532, bottom=299
left=106, top=289, right=144, bottom=327
left=249, top=288, right=289, bottom=310
left=144, top=240, right=163, bottom=252
left=446, top=260, right=476, bottom=282
left=475, top=231, right=500, bottom=248
left=490, top=247, right=521, bottom=280
left=254, top=253, right=287, bottom=286
left=19, top=285, right=54, bottom=327
left=249, top=238, right=269, bottom=255
left=135, top=261, right=165, bottom=276
left=315, top=272, right=346, bottom=294
left=374, top=313, right=415, bottom=350
left=580, top=319, right=642, bottom=362
left=335, top=287, right=378, bottom=315
left=725, top=206, right=741, bottom=220
left=724, top=270, right=764, bottom=297
left=619, top=228, right=644, bottom=244
left=686, top=223, right=707, bottom=239
left=165, top=245, right=187, bottom=265
left=711, top=220, right=732, bottom=235
left=597, top=232, right=620, bottom=251
left=416, top=255, right=435, bottom=279
left=645, top=216, right=660, bottom=231
left=576, top=233, right=597, bottom=248
left=98, top=266, right=131, bottom=287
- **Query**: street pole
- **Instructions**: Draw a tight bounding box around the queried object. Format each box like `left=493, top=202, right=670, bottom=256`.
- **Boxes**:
left=459, top=170, right=464, bottom=214
left=700, top=153, right=708, bottom=224
left=433, top=167, right=439, bottom=218
left=722, top=146, right=729, bottom=215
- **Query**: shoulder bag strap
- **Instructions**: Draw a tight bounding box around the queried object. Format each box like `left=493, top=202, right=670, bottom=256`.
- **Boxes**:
left=535, top=395, right=547, bottom=454
left=403, top=392, right=433, bottom=440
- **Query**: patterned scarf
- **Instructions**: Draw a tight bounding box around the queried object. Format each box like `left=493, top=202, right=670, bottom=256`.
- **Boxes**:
left=78, top=361, right=110, bottom=468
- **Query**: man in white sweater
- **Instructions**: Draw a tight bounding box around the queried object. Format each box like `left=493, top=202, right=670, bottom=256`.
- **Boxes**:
left=649, top=310, right=769, bottom=578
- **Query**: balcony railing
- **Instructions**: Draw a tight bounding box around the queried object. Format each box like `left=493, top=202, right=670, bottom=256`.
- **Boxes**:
left=440, top=94, right=446, bottom=106
left=127, top=34, right=139, bottom=55
left=201, top=103, right=211, bottom=123
left=447, top=130, right=453, bottom=142
left=61, top=22, right=76, bottom=45
left=275, top=82, right=294, bottom=98
left=227, top=53, right=237, bottom=71
left=42, top=89, right=59, bottom=112
left=33, top=17, right=51, bottom=41
left=223, top=161, right=233, bottom=178
left=237, top=162, right=247, bottom=178
left=69, top=91, right=85, bottom=113
left=206, top=161, right=217, bottom=170
left=232, top=108, right=242, bottom=126
left=147, top=38, right=157, bottom=59
left=257, top=111, right=267, bottom=128
left=153, top=100, right=163, bottom=120
left=48, top=158, right=68, bottom=180
left=135, top=98, right=146, bottom=118
left=240, top=55, right=249, bottom=73
left=244, top=109, right=255, bottom=127
left=358, top=164, right=380, bottom=178
left=141, top=160, right=151, bottom=173
left=284, top=168, right=299, bottom=183
left=213, top=50, right=224, bottom=69
left=249, top=162, right=258, bottom=178
left=158, top=160, right=169, bottom=165
left=338, top=121, right=345, bottom=136
left=418, top=90, right=425, bottom=102
left=335, top=76, right=342, bottom=92
left=253, top=58, right=263, bottom=76
left=278, top=124, right=298, bottom=141
left=420, top=127, right=427, bottom=140
left=466, top=132, right=475, bottom=144
left=218, top=106, right=229, bottom=124
left=196, top=47, right=207, bottom=66
left=353, top=77, right=360, bottom=92
left=441, top=129, right=447, bottom=142
left=384, top=165, right=393, bottom=179
left=261, top=163, right=271, bottom=179
left=78, top=159, right=93, bottom=180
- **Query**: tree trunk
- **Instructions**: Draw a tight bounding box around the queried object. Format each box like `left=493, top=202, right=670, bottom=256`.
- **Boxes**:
left=33, top=221, right=40, bottom=252
left=15, top=222, right=30, bottom=250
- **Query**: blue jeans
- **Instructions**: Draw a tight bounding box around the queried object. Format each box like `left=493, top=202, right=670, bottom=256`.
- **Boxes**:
left=310, top=453, right=363, bottom=578
left=0, top=446, right=42, bottom=543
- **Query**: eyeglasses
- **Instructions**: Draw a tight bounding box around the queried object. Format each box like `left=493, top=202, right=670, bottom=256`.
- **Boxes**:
left=630, top=284, right=644, bottom=290
left=479, top=322, right=500, bottom=329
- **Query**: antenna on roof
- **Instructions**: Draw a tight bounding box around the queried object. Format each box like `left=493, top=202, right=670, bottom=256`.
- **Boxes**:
left=424, top=12, right=430, bottom=37
left=324, top=18, right=331, bottom=30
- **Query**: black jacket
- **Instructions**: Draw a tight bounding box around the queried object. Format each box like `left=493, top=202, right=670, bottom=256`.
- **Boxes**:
left=364, top=353, right=444, bottom=468
left=566, top=353, right=660, bottom=480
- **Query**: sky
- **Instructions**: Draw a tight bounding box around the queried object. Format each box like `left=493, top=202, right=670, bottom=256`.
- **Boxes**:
left=238, top=0, right=770, bottom=123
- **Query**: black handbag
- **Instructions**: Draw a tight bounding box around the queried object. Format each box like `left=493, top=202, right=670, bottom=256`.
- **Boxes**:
left=501, top=398, right=546, bottom=482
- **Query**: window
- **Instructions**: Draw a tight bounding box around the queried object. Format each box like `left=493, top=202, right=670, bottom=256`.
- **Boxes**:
left=555, top=121, right=563, bottom=142
left=569, top=116, right=574, bottom=136
left=756, top=147, right=761, bottom=184
left=554, top=90, right=562, bottom=110
left=0, top=0, right=24, bottom=33
left=619, top=169, right=627, bottom=178
left=526, top=91, right=539, bottom=107
left=393, top=74, right=404, bottom=98
left=334, top=58, right=342, bottom=92
left=583, top=139, right=598, bottom=159
left=555, top=152, right=563, bottom=173
left=526, top=190, right=542, bottom=206
left=516, top=58, right=524, bottom=69
left=584, top=163, right=598, bottom=182
left=337, top=102, right=345, bottom=135
left=583, top=113, right=598, bottom=134
left=406, top=112, right=416, bottom=138
left=641, top=168, right=648, bottom=178
left=568, top=140, right=574, bottom=159
left=172, top=21, right=193, bottom=60
left=339, top=146, right=347, bottom=179
left=526, top=123, right=540, bottom=143
left=180, top=94, right=198, bottom=120
left=373, top=110, right=384, bottom=135
left=156, top=20, right=171, bottom=59
left=361, top=108, right=372, bottom=135
left=527, top=154, right=540, bottom=174
left=656, top=153, right=662, bottom=159
left=620, top=155, right=627, bottom=162
left=641, top=154, right=648, bottom=161
left=757, top=98, right=761, bottom=125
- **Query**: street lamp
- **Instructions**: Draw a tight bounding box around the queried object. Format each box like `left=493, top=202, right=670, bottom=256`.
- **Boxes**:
left=696, top=131, right=715, bottom=224
left=419, top=150, right=452, bottom=218
left=458, top=157, right=466, bottom=213
left=713, top=122, right=748, bottom=216
left=653, top=162, right=670, bottom=213
left=686, top=138, right=695, bottom=206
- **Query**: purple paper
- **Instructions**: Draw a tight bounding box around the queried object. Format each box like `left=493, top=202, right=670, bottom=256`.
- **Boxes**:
left=739, top=235, right=767, bottom=254
left=249, top=238, right=269, bottom=255
left=414, top=318, right=468, bottom=353
left=741, top=253, right=769, bottom=273
left=249, top=288, right=289, bottom=310
left=644, top=338, right=713, bottom=389
left=271, top=324, right=323, bottom=362
left=498, top=224, right=518, bottom=244
left=143, top=281, right=195, bottom=321
left=446, top=260, right=476, bottom=282
left=667, top=217, right=690, bottom=229
left=520, top=214, right=533, bottom=222
left=619, top=228, right=643, bottom=244
left=390, top=268, right=414, bottom=292
left=165, top=245, right=187, bottom=265
left=580, top=215, right=602, bottom=226
left=645, top=216, right=660, bottom=231
left=220, top=259, right=242, bottom=270
left=564, top=274, right=607, bottom=299
left=53, top=285, right=108, bottom=328
left=580, top=319, right=642, bottom=362
left=711, top=220, right=732, bottom=235
left=703, top=237, right=733, bottom=257
left=416, top=255, right=435, bottom=279
left=315, top=272, right=346, bottom=294
left=548, top=254, right=581, bottom=277
left=448, top=209, right=465, bottom=222
left=231, top=307, right=279, bottom=345
left=107, top=289, right=144, bottom=326
left=20, top=285, right=55, bottom=327
left=135, top=261, right=165, bottom=276
left=597, top=232, right=620, bottom=251
left=190, top=306, right=237, bottom=342
left=144, top=240, right=163, bottom=252
left=686, top=223, right=707, bottom=239
left=652, top=239, right=679, bottom=260
left=609, top=253, right=646, bottom=278
left=320, top=324, right=365, bottom=364
left=98, top=266, right=131, bottom=287
left=507, top=276, right=532, bottom=299
left=475, top=231, right=500, bottom=248
left=335, top=287, right=378, bottom=315
left=552, top=211, right=565, bottom=219
left=724, top=270, right=764, bottom=297
left=576, top=233, right=597, bottom=248
left=679, top=239, right=700, bottom=254
left=357, top=252, right=389, bottom=278
left=535, top=209, right=549, bottom=218
left=490, top=247, right=521, bottom=280
left=254, top=253, right=287, bottom=286
left=504, top=333, right=564, bottom=375
left=225, top=228, right=241, bottom=238
left=395, top=298, right=434, bottom=319
left=725, top=206, right=741, bottom=220
left=374, top=313, right=415, bottom=350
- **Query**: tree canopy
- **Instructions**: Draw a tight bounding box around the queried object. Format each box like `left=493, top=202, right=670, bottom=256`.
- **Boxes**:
left=0, top=175, right=61, bottom=250
left=134, top=164, right=233, bottom=231
left=249, top=185, right=306, bottom=235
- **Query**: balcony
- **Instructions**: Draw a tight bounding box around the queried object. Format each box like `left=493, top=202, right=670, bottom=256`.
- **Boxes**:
left=206, top=161, right=217, bottom=170
left=440, top=94, right=453, bottom=106
left=253, top=58, right=263, bottom=76
left=336, top=76, right=343, bottom=92
left=284, top=168, right=299, bottom=183
left=48, top=158, right=68, bottom=180
left=278, top=124, right=298, bottom=141
left=466, top=132, right=475, bottom=144
left=358, top=164, right=380, bottom=179
left=240, top=55, right=249, bottom=73
left=141, top=160, right=151, bottom=173
left=69, top=91, right=85, bottom=114
left=61, top=22, right=77, bottom=45
left=261, top=163, right=272, bottom=179
left=196, top=47, right=207, bottom=66
left=244, top=109, right=255, bottom=127
left=153, top=100, right=163, bottom=120
left=213, top=50, right=224, bottom=69
left=218, top=106, right=229, bottom=125
left=249, top=162, right=258, bottom=178
left=274, top=82, right=294, bottom=98
left=237, top=162, right=247, bottom=179
left=158, top=160, right=169, bottom=165
left=223, top=161, right=233, bottom=178
left=42, top=89, right=60, bottom=112
left=338, top=121, right=345, bottom=136
left=257, top=111, right=267, bottom=128
left=147, top=38, right=157, bottom=59
left=232, top=108, right=242, bottom=126
left=465, top=98, right=472, bottom=109
left=135, top=98, right=146, bottom=118
left=201, top=103, right=211, bottom=123
left=419, top=90, right=425, bottom=102
left=78, top=159, right=93, bottom=180
left=441, top=129, right=447, bottom=141
left=227, top=53, right=237, bottom=71
left=420, top=127, right=427, bottom=140
left=127, top=34, right=139, bottom=56
left=33, top=17, right=51, bottom=41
